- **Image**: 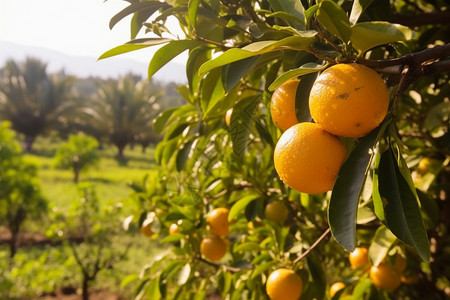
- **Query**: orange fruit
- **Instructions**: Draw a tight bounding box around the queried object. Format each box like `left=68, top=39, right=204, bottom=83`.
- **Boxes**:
left=274, top=122, right=347, bottom=194
left=266, top=268, right=303, bottom=300
left=200, top=236, right=228, bottom=261
left=309, top=63, right=389, bottom=137
left=349, top=247, right=370, bottom=271
left=169, top=223, right=179, bottom=235
left=393, top=254, right=407, bottom=273
left=225, top=108, right=233, bottom=127
left=330, top=282, right=346, bottom=298
left=207, top=207, right=230, bottom=236
left=264, top=201, right=289, bottom=225
left=140, top=221, right=154, bottom=237
left=370, top=263, right=402, bottom=291
left=270, top=80, right=299, bottom=131
left=401, top=274, right=418, bottom=284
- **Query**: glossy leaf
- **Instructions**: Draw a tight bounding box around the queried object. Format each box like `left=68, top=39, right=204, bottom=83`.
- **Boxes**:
left=350, top=21, right=415, bottom=53
left=316, top=0, right=351, bottom=42
left=267, top=0, right=306, bottom=30
left=198, top=35, right=317, bottom=76
left=176, top=139, right=195, bottom=172
left=294, top=72, right=317, bottom=123
left=228, top=95, right=260, bottom=157
left=188, top=0, right=200, bottom=29
left=268, top=62, right=326, bottom=91
left=109, top=1, right=170, bottom=30
left=222, top=56, right=259, bottom=92
left=229, top=194, right=260, bottom=221
left=306, top=254, right=326, bottom=300
left=368, top=225, right=397, bottom=267
left=372, top=151, right=385, bottom=222
left=377, top=148, right=430, bottom=262
left=98, top=38, right=171, bottom=60
left=148, top=40, right=205, bottom=80
left=329, top=126, right=382, bottom=252
left=349, top=0, right=375, bottom=25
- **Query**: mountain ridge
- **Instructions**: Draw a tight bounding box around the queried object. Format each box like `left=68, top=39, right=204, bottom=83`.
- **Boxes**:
left=0, top=41, right=187, bottom=83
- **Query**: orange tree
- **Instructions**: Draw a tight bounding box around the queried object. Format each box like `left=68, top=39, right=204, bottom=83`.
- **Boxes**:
left=102, top=0, right=450, bottom=299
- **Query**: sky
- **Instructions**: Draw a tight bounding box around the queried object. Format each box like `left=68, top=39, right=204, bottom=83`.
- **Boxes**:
left=0, top=0, right=186, bottom=64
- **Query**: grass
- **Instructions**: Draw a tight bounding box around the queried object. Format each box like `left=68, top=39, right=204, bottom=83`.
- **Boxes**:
left=8, top=136, right=166, bottom=298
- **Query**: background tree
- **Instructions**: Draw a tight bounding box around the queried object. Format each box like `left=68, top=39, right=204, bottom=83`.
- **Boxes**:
left=47, top=184, right=129, bottom=300
left=0, top=121, right=47, bottom=258
left=53, top=133, right=100, bottom=183
left=0, top=57, right=77, bottom=151
left=80, top=75, right=162, bottom=160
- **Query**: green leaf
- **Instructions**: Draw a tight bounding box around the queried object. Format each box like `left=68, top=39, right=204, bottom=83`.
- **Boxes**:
left=229, top=95, right=260, bottom=157
left=351, top=22, right=415, bottom=53
left=146, top=275, right=162, bottom=300
left=329, top=126, right=383, bottom=252
left=250, top=260, right=278, bottom=279
left=109, top=1, right=170, bottom=30
left=187, top=47, right=211, bottom=95
left=222, top=56, right=259, bottom=92
left=423, top=102, right=450, bottom=133
left=188, top=0, right=200, bottom=29
left=200, top=68, right=225, bottom=115
left=148, top=40, right=205, bottom=80
left=316, top=0, right=351, bottom=42
left=121, top=274, right=140, bottom=288
left=199, top=35, right=316, bottom=76
left=306, top=254, right=326, bottom=300
left=268, top=62, right=326, bottom=91
left=153, top=107, right=178, bottom=133
left=377, top=148, right=430, bottom=262
left=234, top=242, right=262, bottom=253
left=229, top=194, right=260, bottom=221
left=372, top=151, right=385, bottom=222
left=176, top=139, right=195, bottom=172
left=349, top=0, right=375, bottom=25
left=368, top=226, right=397, bottom=267
left=294, top=72, right=317, bottom=123
left=267, top=0, right=306, bottom=30
left=98, top=38, right=171, bottom=60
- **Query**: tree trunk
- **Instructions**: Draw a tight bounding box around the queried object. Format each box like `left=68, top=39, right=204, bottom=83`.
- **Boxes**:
left=24, top=135, right=35, bottom=152
left=115, top=145, right=125, bottom=161
left=9, top=230, right=18, bottom=258
left=74, top=167, right=80, bottom=183
left=81, top=275, right=90, bottom=300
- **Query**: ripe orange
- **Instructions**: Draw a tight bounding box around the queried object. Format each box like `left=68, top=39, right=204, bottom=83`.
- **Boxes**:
left=370, top=263, right=402, bottom=291
left=274, top=122, right=348, bottom=194
left=140, top=221, right=154, bottom=237
left=225, top=108, right=233, bottom=127
left=309, top=63, right=389, bottom=137
left=266, top=268, right=303, bottom=300
left=270, top=80, right=299, bottom=131
left=393, top=254, right=407, bottom=273
left=349, top=247, right=370, bottom=271
left=200, top=236, right=228, bottom=261
left=169, top=223, right=179, bottom=235
left=207, top=207, right=230, bottom=236
left=401, top=274, right=418, bottom=284
left=264, top=201, right=289, bottom=225
left=330, top=282, right=346, bottom=298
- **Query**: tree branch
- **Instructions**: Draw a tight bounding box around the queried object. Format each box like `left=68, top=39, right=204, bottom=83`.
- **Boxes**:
left=361, top=43, right=450, bottom=69
left=292, top=227, right=331, bottom=265
left=392, top=10, right=450, bottom=27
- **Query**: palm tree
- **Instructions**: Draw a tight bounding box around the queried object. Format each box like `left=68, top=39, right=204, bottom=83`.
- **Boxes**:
left=0, top=57, right=76, bottom=151
left=80, top=75, right=162, bottom=160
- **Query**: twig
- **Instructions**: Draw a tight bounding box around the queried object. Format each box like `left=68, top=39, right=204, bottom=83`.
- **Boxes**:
left=391, top=66, right=411, bottom=116
left=360, top=43, right=450, bottom=69
left=292, top=227, right=331, bottom=265
left=196, top=255, right=249, bottom=273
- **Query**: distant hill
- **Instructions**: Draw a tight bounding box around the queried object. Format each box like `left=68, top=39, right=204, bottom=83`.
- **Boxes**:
left=0, top=41, right=187, bottom=83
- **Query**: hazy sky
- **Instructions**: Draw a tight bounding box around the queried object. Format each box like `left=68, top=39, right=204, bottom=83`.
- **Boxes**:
left=0, top=0, right=185, bottom=63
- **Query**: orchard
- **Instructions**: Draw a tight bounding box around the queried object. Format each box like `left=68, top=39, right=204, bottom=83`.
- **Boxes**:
left=101, top=0, right=450, bottom=299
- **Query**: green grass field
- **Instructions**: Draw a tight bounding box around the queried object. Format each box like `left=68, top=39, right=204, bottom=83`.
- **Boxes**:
left=1, top=136, right=166, bottom=299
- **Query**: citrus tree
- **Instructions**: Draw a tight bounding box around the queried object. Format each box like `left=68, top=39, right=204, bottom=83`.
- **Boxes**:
left=102, top=0, right=450, bottom=299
